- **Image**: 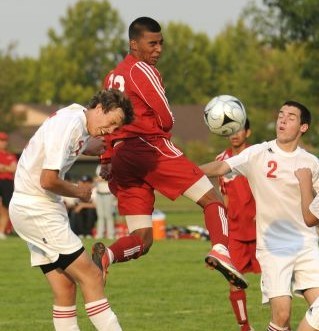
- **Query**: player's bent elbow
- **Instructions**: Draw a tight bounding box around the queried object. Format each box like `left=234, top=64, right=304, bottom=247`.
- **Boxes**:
left=40, top=176, right=56, bottom=191
left=40, top=169, right=60, bottom=191
left=304, top=214, right=319, bottom=227
left=305, top=218, right=319, bottom=227
left=40, top=180, right=53, bottom=191
left=162, top=122, right=173, bottom=132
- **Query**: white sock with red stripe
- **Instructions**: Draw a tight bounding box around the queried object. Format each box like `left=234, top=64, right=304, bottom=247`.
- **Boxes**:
left=267, top=322, right=290, bottom=330
left=212, top=243, right=230, bottom=257
left=85, top=298, right=122, bottom=331
left=53, top=305, right=79, bottom=331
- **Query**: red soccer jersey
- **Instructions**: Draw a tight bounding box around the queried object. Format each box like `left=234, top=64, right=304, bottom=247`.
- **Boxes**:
left=0, top=150, right=17, bottom=180
left=101, top=54, right=175, bottom=161
left=216, top=147, right=256, bottom=241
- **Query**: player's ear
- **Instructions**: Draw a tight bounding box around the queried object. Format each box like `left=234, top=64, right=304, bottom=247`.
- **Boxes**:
left=300, top=123, right=308, bottom=134
left=96, top=103, right=104, bottom=114
left=130, top=40, right=137, bottom=51
left=245, top=129, right=251, bottom=138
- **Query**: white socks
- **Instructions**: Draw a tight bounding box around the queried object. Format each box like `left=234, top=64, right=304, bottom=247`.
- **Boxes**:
left=268, top=322, right=290, bottom=331
left=106, top=247, right=114, bottom=264
left=53, top=305, right=80, bottom=331
left=86, top=298, right=122, bottom=331
left=53, top=299, right=121, bottom=331
left=213, top=243, right=230, bottom=257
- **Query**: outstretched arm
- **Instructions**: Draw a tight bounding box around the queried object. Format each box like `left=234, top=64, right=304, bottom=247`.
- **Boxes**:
left=295, top=168, right=318, bottom=227
left=199, top=160, right=231, bottom=177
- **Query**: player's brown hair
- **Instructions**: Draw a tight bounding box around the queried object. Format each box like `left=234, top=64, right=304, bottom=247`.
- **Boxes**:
left=87, top=89, right=134, bottom=125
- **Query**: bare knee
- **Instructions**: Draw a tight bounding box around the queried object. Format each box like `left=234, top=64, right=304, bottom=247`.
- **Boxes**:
left=271, top=300, right=291, bottom=327
left=197, top=188, right=223, bottom=208
left=51, top=276, right=77, bottom=306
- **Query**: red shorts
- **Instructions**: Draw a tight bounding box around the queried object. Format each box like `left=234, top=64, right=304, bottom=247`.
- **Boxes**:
left=109, top=136, right=204, bottom=215
left=228, top=237, right=261, bottom=274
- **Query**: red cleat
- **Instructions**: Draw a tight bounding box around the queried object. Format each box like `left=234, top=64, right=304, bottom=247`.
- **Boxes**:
left=92, top=242, right=109, bottom=285
left=205, top=249, right=248, bottom=289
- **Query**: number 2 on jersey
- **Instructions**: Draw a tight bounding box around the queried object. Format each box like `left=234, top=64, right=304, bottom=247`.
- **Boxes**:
left=267, top=160, right=277, bottom=178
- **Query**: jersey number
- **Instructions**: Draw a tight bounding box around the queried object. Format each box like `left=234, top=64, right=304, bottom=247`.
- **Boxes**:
left=106, top=74, right=125, bottom=92
left=267, top=160, right=277, bottom=178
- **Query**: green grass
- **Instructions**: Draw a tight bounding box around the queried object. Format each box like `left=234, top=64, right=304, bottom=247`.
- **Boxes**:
left=0, top=194, right=308, bottom=330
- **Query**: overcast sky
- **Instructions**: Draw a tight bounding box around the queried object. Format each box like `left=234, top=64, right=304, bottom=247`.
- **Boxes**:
left=0, top=0, right=258, bottom=57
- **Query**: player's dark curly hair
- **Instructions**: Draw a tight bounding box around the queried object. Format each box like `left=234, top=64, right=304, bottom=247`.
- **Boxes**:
left=87, top=89, right=134, bottom=125
left=129, top=16, right=161, bottom=40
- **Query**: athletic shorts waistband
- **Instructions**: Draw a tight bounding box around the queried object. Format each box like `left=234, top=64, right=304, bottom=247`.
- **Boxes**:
left=12, top=192, right=60, bottom=203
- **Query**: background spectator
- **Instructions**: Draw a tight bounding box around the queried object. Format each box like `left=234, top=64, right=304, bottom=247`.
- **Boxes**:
left=94, top=164, right=116, bottom=239
left=71, top=175, right=97, bottom=239
left=0, top=132, right=17, bottom=239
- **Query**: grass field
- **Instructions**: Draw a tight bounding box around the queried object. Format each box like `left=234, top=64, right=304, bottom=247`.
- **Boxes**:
left=0, top=194, right=308, bottom=330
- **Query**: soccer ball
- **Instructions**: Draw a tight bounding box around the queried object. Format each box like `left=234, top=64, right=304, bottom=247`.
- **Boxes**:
left=203, top=95, right=246, bottom=136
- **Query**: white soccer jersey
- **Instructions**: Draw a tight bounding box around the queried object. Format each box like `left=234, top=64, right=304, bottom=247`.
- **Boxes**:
left=14, top=104, right=89, bottom=202
left=225, top=139, right=319, bottom=251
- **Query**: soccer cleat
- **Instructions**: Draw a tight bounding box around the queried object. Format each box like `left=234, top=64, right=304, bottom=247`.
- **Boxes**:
left=92, top=242, right=109, bottom=284
left=205, top=249, right=249, bottom=289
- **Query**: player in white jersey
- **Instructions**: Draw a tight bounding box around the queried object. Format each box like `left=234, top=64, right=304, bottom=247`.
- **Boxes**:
left=9, top=89, right=133, bottom=331
left=297, top=296, right=319, bottom=331
left=200, top=101, right=319, bottom=331
left=295, top=168, right=319, bottom=331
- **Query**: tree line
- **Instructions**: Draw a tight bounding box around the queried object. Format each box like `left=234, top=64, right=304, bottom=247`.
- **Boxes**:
left=1, top=0, right=319, bottom=160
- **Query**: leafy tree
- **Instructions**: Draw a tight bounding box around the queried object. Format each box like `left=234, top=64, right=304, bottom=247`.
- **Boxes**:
left=269, top=0, right=319, bottom=43
left=244, top=0, right=319, bottom=46
left=37, top=0, right=126, bottom=104
left=209, top=21, right=264, bottom=103
left=0, top=46, right=38, bottom=131
left=243, top=0, right=319, bottom=105
left=206, top=19, right=318, bottom=150
left=159, top=23, right=213, bottom=104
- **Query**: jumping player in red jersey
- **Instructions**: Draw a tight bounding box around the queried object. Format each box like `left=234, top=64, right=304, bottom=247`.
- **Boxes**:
left=0, top=132, right=17, bottom=239
left=215, top=119, right=260, bottom=331
left=92, top=16, right=248, bottom=290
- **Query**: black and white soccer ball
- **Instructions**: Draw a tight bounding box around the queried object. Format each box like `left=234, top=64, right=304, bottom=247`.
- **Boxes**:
left=203, top=95, right=246, bottom=136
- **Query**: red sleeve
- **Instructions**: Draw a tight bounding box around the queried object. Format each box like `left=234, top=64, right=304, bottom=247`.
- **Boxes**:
left=131, top=63, right=174, bottom=132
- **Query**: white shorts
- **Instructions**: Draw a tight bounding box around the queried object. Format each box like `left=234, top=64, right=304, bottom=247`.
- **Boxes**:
left=9, top=193, right=82, bottom=267
left=257, top=246, right=319, bottom=304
